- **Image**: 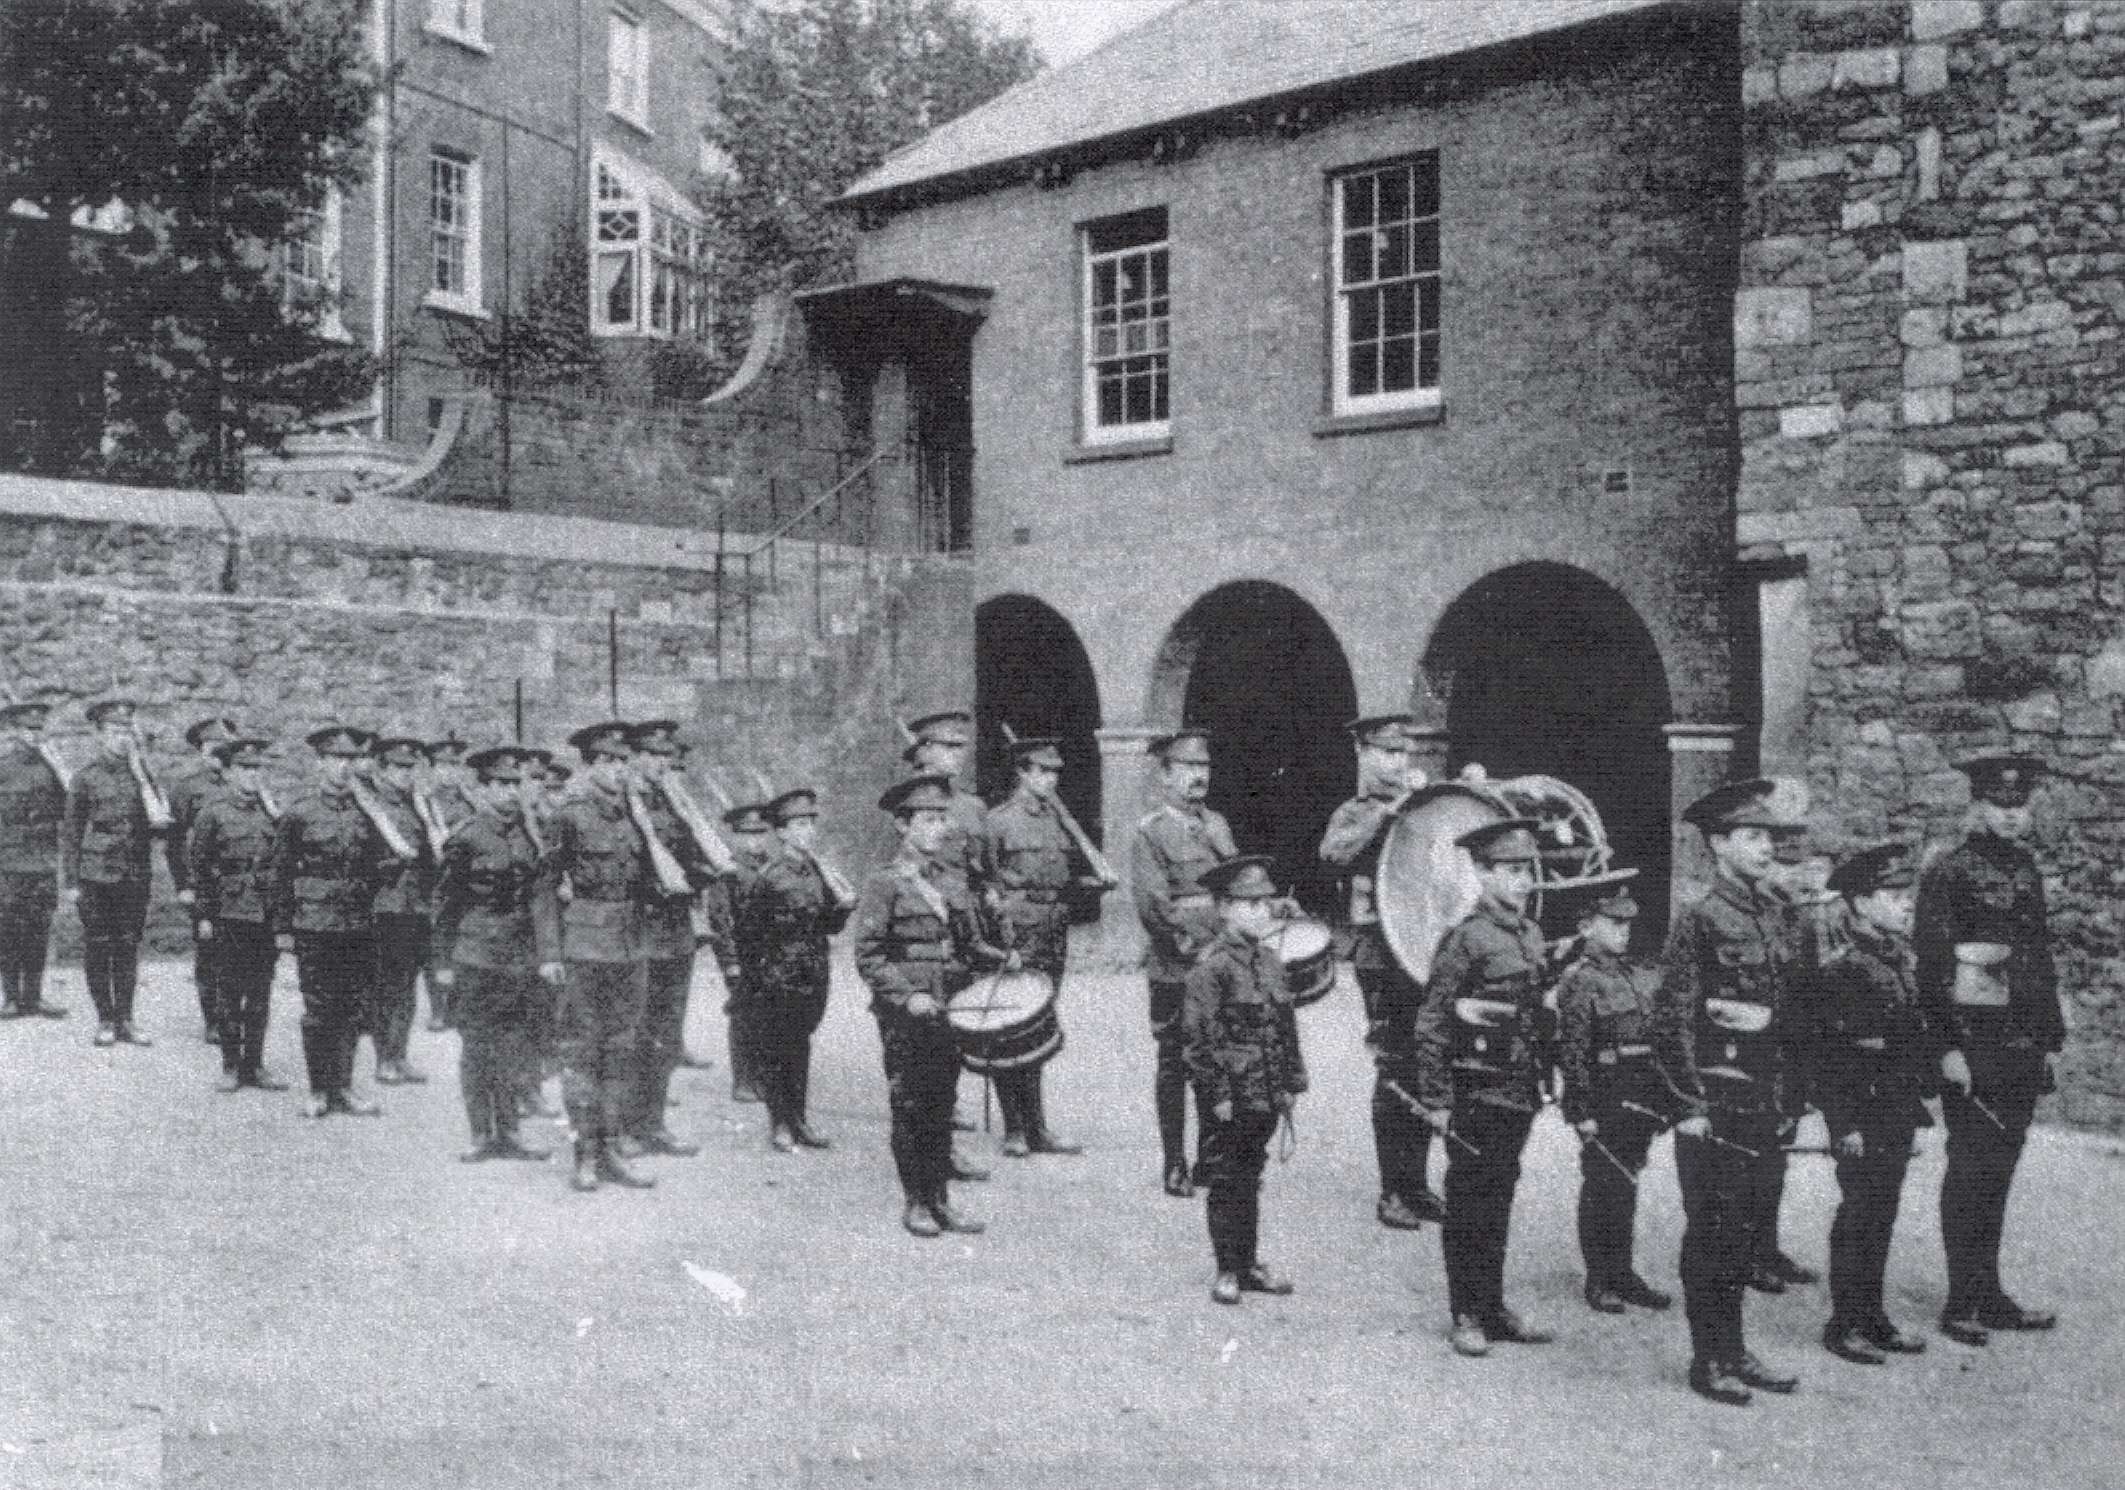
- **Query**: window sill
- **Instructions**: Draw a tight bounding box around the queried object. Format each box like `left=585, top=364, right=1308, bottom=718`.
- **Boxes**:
left=423, top=292, right=488, bottom=321
left=1313, top=402, right=1446, bottom=438
left=1065, top=434, right=1173, bottom=464
left=607, top=107, right=654, bottom=139
left=423, top=22, right=492, bottom=55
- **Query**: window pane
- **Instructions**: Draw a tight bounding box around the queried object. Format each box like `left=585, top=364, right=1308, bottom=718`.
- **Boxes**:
left=1091, top=259, right=1115, bottom=308
left=1349, top=287, right=1379, bottom=342
left=1098, top=374, right=1123, bottom=426
left=1380, top=224, right=1410, bottom=280
left=1413, top=220, right=1439, bottom=275
left=600, top=251, right=634, bottom=325
left=1418, top=276, right=1440, bottom=331
left=1149, top=249, right=1167, bottom=298
left=1379, top=166, right=1408, bottom=225
left=1349, top=340, right=1376, bottom=397
left=1343, top=231, right=1372, bottom=285
left=1342, top=173, right=1374, bottom=230
left=1412, top=154, right=1440, bottom=217
left=1382, top=335, right=1415, bottom=392
left=1382, top=281, right=1414, bottom=338
left=1418, top=331, right=1440, bottom=388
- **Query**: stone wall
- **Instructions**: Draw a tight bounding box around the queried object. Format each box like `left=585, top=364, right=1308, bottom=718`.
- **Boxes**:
left=1738, top=0, right=2125, bottom=1126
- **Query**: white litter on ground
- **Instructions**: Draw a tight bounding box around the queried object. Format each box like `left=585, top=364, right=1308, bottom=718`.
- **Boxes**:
left=684, top=1262, right=748, bottom=1316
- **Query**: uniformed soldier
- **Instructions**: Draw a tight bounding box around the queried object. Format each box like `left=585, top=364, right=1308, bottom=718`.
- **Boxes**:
left=1319, top=713, right=1441, bottom=1231
left=747, top=787, right=855, bottom=1151
left=1554, top=878, right=1673, bottom=1315
left=62, top=698, right=161, bottom=1047
left=981, top=737, right=1088, bottom=1158
left=1745, top=835, right=1834, bottom=1296
left=0, top=700, right=70, bottom=1020
left=1414, top=818, right=1557, bottom=1358
left=273, top=724, right=400, bottom=1116
left=1914, top=753, right=2061, bottom=1345
left=186, top=735, right=288, bottom=1091
left=433, top=745, right=561, bottom=1164
left=422, top=732, right=477, bottom=1032
left=1654, top=777, right=1807, bottom=1406
left=900, top=708, right=990, bottom=1140
left=719, top=797, right=774, bottom=1106
left=617, top=719, right=716, bottom=1160
left=166, top=715, right=236, bottom=1043
left=1182, top=854, right=1305, bottom=1306
left=1811, top=842, right=1932, bottom=1364
left=851, top=773, right=1011, bottom=1238
left=365, top=735, right=435, bottom=1086
left=537, top=721, right=657, bottom=1193
left=514, top=747, right=567, bottom=1117
left=1131, top=728, right=1237, bottom=1197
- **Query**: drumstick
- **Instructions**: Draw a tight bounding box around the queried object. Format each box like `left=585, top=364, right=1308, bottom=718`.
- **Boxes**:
left=1966, top=1094, right=2011, bottom=1132
left=1580, top=1133, right=1639, bottom=1187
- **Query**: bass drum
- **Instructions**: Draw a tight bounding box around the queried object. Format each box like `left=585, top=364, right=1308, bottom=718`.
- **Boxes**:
left=1374, top=782, right=1511, bottom=986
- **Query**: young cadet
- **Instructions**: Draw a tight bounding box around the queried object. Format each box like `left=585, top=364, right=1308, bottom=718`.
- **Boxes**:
left=1413, top=818, right=1556, bottom=1358
left=1319, top=713, right=1440, bottom=1231
left=898, top=709, right=990, bottom=1141
left=422, top=733, right=476, bottom=1032
left=433, top=745, right=560, bottom=1164
left=718, top=798, right=776, bottom=1109
left=365, top=735, right=435, bottom=1087
left=1811, top=843, right=1932, bottom=1364
left=167, top=715, right=236, bottom=1043
left=851, top=774, right=1011, bottom=1239
left=1554, top=877, right=1674, bottom=1316
left=62, top=698, right=160, bottom=1047
left=0, top=699, right=70, bottom=1020
left=1182, top=854, right=1305, bottom=1306
left=1654, top=778, right=1807, bottom=1406
left=186, top=735, right=288, bottom=1092
left=1131, top=728, right=1237, bottom=1197
left=1914, top=753, right=2062, bottom=1344
left=748, top=788, right=855, bottom=1152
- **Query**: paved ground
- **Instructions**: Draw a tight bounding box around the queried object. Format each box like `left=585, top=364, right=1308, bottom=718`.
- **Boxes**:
left=3, top=946, right=2122, bottom=1490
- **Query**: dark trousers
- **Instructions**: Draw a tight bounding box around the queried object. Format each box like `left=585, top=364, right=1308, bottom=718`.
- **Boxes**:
left=1677, top=1107, right=1782, bottom=1365
left=625, top=951, right=693, bottom=1136
left=1829, top=1120, right=1917, bottom=1326
left=1149, top=977, right=1193, bottom=1171
left=192, top=929, right=215, bottom=1028
left=558, top=958, right=647, bottom=1145
left=456, top=963, right=541, bottom=1145
left=877, top=1012, right=959, bottom=1202
left=78, top=878, right=149, bottom=1027
left=1358, top=954, right=1434, bottom=1204
left=752, top=983, right=828, bottom=1135
left=295, top=932, right=375, bottom=1093
left=727, top=987, right=762, bottom=1098
left=1577, top=1089, right=1662, bottom=1287
left=210, top=922, right=277, bottom=1077
left=1749, top=1139, right=1791, bottom=1266
left=1199, top=1108, right=1277, bottom=1273
left=1440, top=1099, right=1536, bottom=1322
left=370, top=913, right=428, bottom=1065
left=1941, top=1054, right=2042, bottom=1314
left=0, top=871, right=56, bottom=1010
left=424, top=935, right=454, bottom=1029
left=997, top=950, right=1064, bottom=1141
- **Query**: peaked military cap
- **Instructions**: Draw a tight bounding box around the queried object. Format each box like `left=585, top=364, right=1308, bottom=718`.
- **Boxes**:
left=305, top=724, right=370, bottom=757
left=370, top=735, right=425, bottom=767
left=0, top=700, right=51, bottom=728
left=1557, top=867, right=1640, bottom=921
left=466, top=745, right=534, bottom=783
left=1458, top=817, right=1542, bottom=865
left=568, top=721, right=634, bottom=762
left=211, top=736, right=273, bottom=768
left=1345, top=714, right=1415, bottom=749
left=86, top=698, right=138, bottom=726
left=1200, top=853, right=1279, bottom=901
left=185, top=716, right=239, bottom=748
left=1148, top=729, right=1213, bottom=764
left=1680, top=777, right=1794, bottom=834
left=425, top=733, right=469, bottom=763
left=1829, top=842, right=1918, bottom=900
left=1009, top=736, right=1064, bottom=770
left=629, top=719, right=684, bottom=757
left=723, top=801, right=773, bottom=833
left=906, top=709, right=972, bottom=744
left=1959, top=752, right=2044, bottom=807
left=767, top=787, right=820, bottom=823
left=879, top=773, right=953, bottom=817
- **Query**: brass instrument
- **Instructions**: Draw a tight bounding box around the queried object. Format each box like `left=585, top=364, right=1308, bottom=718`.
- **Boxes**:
left=806, top=846, right=859, bottom=911
left=625, top=778, right=695, bottom=899
left=34, top=739, right=71, bottom=793
left=657, top=773, right=737, bottom=877
left=1046, top=787, right=1119, bottom=890
left=411, top=788, right=452, bottom=856
left=349, top=774, right=420, bottom=861
left=256, top=781, right=283, bottom=824
left=127, top=736, right=175, bottom=831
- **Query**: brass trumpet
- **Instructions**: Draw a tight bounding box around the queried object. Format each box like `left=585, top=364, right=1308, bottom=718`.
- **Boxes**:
left=127, top=735, right=175, bottom=831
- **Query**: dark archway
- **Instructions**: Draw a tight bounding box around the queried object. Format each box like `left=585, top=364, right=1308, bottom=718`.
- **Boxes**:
left=1421, top=562, right=1674, bottom=941
left=1149, top=582, right=1358, bottom=914
left=975, top=595, right=1104, bottom=916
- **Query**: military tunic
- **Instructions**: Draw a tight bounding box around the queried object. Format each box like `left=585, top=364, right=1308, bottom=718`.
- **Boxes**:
left=717, top=845, right=769, bottom=1097
left=0, top=738, right=66, bottom=1013
left=165, top=758, right=225, bottom=1032
left=1414, top=899, right=1548, bottom=1324
left=1132, top=798, right=1237, bottom=1172
left=1181, top=924, right=1306, bottom=1274
left=272, top=782, right=391, bottom=1094
left=623, top=781, right=718, bottom=1139
left=1556, top=947, right=1667, bottom=1291
left=743, top=843, right=854, bottom=1134
left=62, top=754, right=157, bottom=1031
left=982, top=786, right=1080, bottom=1142
left=367, top=776, right=435, bottom=1069
left=187, top=789, right=282, bottom=1077
left=1913, top=829, right=2062, bottom=1318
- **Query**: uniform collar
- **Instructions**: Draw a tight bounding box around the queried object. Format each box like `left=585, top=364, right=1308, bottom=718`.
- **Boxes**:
left=1711, top=870, right=1773, bottom=916
left=1011, top=785, right=1051, bottom=815
left=1580, top=943, right=1629, bottom=971
left=1476, top=894, right=1530, bottom=930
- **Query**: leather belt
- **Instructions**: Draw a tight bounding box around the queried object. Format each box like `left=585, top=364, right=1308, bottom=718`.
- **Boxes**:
left=887, top=942, right=948, bottom=962
left=1610, top=1042, right=1652, bottom=1058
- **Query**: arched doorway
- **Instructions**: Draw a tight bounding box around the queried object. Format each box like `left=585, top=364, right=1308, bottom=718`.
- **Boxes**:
left=974, top=596, right=1104, bottom=914
left=1421, top=562, right=1674, bottom=939
left=1149, top=582, right=1358, bottom=914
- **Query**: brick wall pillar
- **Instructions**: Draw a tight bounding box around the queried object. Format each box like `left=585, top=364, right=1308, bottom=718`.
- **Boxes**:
left=1664, top=722, right=1740, bottom=911
left=1090, top=725, right=1161, bottom=969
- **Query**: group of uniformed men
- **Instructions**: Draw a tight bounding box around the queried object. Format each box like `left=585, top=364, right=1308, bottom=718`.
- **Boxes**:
left=0, top=694, right=2069, bottom=1402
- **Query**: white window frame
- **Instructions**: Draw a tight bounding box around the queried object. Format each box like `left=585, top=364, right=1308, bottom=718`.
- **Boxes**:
left=424, top=0, right=489, bottom=52
left=425, top=148, right=484, bottom=316
left=1330, top=155, right=1442, bottom=418
left=590, top=150, right=711, bottom=345
left=1080, top=209, right=1170, bottom=445
left=282, top=188, right=349, bottom=342
left=607, top=9, right=650, bottom=132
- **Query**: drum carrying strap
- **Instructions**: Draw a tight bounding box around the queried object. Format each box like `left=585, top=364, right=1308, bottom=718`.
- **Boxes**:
left=899, top=861, right=951, bottom=924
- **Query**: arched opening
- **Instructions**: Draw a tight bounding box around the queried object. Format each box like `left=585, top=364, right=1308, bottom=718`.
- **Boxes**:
left=1148, top=582, right=1358, bottom=914
left=1421, top=562, right=1674, bottom=941
left=974, top=594, right=1103, bottom=916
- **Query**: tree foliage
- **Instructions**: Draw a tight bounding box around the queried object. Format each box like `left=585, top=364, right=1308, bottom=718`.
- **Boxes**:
left=702, top=0, right=1040, bottom=305
left=0, top=0, right=379, bottom=488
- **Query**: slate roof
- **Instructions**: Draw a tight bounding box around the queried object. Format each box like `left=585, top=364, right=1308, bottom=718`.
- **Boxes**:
left=842, top=0, right=1675, bottom=203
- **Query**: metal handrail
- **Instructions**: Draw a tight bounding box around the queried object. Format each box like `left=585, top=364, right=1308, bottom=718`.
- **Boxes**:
left=740, top=446, right=889, bottom=561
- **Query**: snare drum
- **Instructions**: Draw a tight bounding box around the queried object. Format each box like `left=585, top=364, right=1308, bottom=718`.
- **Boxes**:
left=1274, top=916, right=1337, bottom=1007
left=947, top=968, right=1064, bottom=1074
